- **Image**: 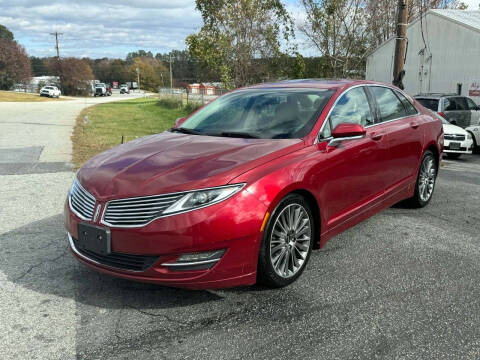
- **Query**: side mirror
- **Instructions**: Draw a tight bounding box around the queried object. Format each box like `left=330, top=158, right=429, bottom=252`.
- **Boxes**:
left=329, top=123, right=366, bottom=146
left=174, top=117, right=185, bottom=128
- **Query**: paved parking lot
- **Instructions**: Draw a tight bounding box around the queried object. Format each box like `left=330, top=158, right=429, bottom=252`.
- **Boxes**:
left=1, top=97, right=480, bottom=359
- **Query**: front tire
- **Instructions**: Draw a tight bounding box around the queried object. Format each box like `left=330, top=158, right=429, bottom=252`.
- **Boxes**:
left=407, top=150, right=437, bottom=208
left=257, top=194, right=314, bottom=288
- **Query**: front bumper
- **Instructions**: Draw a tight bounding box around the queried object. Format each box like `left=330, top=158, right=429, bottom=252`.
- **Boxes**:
left=443, top=138, right=473, bottom=154
left=64, top=189, right=267, bottom=289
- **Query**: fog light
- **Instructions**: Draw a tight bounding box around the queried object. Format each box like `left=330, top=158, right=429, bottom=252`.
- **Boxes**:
left=177, top=249, right=225, bottom=263
left=161, top=249, right=226, bottom=270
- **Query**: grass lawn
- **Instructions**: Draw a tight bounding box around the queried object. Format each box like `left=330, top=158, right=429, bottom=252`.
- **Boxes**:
left=72, top=98, right=192, bottom=169
left=0, top=90, right=68, bottom=102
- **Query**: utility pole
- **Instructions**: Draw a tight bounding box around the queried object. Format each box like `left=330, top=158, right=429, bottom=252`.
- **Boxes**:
left=169, top=54, right=173, bottom=89
left=50, top=31, right=63, bottom=91
left=49, top=31, right=63, bottom=58
left=392, top=0, right=408, bottom=89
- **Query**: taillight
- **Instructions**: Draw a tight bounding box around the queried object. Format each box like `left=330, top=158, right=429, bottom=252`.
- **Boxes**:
left=438, top=112, right=445, bottom=118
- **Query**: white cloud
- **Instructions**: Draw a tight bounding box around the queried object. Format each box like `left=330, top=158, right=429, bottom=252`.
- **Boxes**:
left=0, top=0, right=202, bottom=58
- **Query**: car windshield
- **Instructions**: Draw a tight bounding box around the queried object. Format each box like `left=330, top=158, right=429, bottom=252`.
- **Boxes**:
left=416, top=98, right=439, bottom=111
left=177, top=88, right=335, bottom=139
left=45, top=86, right=53, bottom=89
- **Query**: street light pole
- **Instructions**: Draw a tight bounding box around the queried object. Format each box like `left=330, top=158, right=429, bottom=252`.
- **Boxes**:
left=136, top=67, right=140, bottom=92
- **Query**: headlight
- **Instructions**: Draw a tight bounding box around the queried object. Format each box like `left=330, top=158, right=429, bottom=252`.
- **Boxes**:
left=163, top=184, right=245, bottom=215
left=467, top=133, right=472, bottom=140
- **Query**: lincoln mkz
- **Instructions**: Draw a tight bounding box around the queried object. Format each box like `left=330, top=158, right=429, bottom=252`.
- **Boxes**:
left=64, top=79, right=443, bottom=289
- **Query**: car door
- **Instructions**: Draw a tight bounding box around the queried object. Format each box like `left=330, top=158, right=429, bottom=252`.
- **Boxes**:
left=466, top=97, right=480, bottom=126
left=368, top=86, right=424, bottom=193
left=315, top=86, right=391, bottom=230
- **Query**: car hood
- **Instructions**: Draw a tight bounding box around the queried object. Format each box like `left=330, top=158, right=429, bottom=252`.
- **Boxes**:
left=443, top=123, right=467, bottom=135
left=78, top=131, right=303, bottom=201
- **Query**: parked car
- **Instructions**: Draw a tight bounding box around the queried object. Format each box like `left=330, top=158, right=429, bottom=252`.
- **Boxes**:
left=430, top=112, right=473, bottom=158
left=94, top=83, right=107, bottom=97
left=414, top=94, right=480, bottom=152
left=120, top=85, right=130, bottom=94
left=65, top=79, right=443, bottom=289
left=40, top=85, right=61, bottom=98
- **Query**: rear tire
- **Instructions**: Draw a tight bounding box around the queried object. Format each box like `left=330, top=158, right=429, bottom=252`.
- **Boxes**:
left=406, top=150, right=437, bottom=208
left=257, top=194, right=314, bottom=288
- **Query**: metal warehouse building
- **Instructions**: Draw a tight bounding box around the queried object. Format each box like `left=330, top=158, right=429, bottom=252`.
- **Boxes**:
left=366, top=9, right=480, bottom=102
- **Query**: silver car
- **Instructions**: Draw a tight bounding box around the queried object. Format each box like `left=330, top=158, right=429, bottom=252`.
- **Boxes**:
left=415, top=94, right=480, bottom=152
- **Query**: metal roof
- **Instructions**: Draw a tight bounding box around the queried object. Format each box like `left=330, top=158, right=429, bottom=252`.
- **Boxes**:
left=431, top=9, right=480, bottom=33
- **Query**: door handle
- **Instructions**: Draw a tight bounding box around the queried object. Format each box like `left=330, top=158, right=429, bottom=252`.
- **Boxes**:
left=410, top=122, right=420, bottom=129
left=370, top=132, right=383, bottom=141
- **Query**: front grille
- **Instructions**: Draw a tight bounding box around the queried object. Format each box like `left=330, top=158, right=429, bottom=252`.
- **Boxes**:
left=444, top=134, right=465, bottom=141
left=69, top=179, right=96, bottom=220
left=73, top=238, right=159, bottom=271
left=103, top=193, right=184, bottom=227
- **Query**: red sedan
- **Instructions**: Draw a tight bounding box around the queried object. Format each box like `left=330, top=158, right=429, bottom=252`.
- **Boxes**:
left=64, top=79, right=443, bottom=289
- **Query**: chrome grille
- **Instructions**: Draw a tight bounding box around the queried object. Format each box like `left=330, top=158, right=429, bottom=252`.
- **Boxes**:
left=103, top=193, right=184, bottom=227
left=69, top=179, right=96, bottom=220
left=444, top=134, right=465, bottom=141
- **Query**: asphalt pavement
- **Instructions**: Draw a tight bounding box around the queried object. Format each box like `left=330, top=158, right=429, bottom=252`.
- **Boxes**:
left=1, top=97, right=480, bottom=360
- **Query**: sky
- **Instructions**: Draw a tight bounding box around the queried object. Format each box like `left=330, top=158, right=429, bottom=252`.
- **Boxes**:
left=0, top=0, right=479, bottom=59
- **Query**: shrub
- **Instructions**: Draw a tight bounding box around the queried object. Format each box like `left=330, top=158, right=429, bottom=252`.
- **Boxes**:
left=157, top=97, right=203, bottom=114
left=157, top=97, right=182, bottom=109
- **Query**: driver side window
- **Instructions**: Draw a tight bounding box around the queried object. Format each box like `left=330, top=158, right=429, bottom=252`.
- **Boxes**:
left=329, top=87, right=374, bottom=130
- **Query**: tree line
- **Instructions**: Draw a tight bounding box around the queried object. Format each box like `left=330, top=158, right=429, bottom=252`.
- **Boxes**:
left=0, top=0, right=467, bottom=94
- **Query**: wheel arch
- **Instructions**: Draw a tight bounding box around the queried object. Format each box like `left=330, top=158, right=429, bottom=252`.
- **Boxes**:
left=425, top=142, right=440, bottom=172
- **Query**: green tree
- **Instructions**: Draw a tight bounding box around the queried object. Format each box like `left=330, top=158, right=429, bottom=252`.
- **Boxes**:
left=186, top=0, right=297, bottom=88
left=126, top=50, right=153, bottom=63
left=0, top=24, right=14, bottom=41
left=30, top=56, right=48, bottom=76
left=129, top=57, right=167, bottom=91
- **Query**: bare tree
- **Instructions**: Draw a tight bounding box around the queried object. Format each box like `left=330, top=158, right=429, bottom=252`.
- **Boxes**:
left=367, top=0, right=464, bottom=48
left=0, top=39, right=31, bottom=90
left=299, top=0, right=464, bottom=78
left=299, top=0, right=370, bottom=78
left=47, top=57, right=94, bottom=96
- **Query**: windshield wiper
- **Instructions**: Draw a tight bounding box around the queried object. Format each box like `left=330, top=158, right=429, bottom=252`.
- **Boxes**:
left=170, top=127, right=204, bottom=135
left=218, top=131, right=260, bottom=139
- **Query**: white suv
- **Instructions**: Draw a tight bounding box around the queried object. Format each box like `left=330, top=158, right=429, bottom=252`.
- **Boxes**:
left=40, top=86, right=61, bottom=98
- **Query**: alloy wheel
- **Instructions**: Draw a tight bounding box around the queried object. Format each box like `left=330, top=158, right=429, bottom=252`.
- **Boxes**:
left=418, top=155, right=436, bottom=202
left=269, top=204, right=311, bottom=278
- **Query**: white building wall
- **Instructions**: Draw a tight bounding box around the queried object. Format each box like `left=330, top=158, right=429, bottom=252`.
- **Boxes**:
left=366, top=11, right=480, bottom=103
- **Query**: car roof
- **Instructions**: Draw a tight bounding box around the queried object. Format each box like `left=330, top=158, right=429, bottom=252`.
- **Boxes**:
left=242, top=79, right=388, bottom=91
left=414, top=93, right=459, bottom=99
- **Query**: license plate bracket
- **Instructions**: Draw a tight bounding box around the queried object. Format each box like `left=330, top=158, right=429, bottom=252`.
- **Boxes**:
left=77, top=223, right=111, bottom=255
left=449, top=142, right=461, bottom=150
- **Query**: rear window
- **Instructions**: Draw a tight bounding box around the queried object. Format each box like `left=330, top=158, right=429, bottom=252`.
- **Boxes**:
left=416, top=98, right=439, bottom=111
